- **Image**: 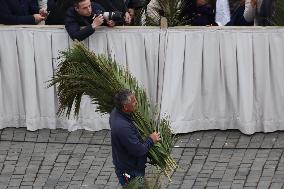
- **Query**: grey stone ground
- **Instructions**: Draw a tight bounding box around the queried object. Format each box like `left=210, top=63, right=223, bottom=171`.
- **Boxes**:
left=1, top=128, right=284, bottom=189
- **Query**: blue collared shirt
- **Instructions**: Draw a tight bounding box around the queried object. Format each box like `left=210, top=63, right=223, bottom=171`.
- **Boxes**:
left=109, top=108, right=154, bottom=172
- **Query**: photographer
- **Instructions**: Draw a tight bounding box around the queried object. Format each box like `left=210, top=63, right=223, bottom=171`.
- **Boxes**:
left=65, top=0, right=116, bottom=41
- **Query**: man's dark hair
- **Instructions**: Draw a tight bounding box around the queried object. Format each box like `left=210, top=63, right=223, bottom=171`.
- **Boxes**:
left=114, top=89, right=133, bottom=110
left=74, top=0, right=87, bottom=7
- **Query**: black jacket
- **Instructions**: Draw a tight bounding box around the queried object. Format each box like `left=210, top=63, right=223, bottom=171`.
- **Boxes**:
left=0, top=0, right=39, bottom=25
left=191, top=4, right=216, bottom=26
left=64, top=2, right=104, bottom=41
left=226, top=5, right=254, bottom=26
left=46, top=0, right=74, bottom=25
left=96, top=0, right=143, bottom=12
left=109, top=108, right=154, bottom=172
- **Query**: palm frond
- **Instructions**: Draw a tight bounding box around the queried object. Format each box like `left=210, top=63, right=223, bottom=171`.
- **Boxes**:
left=270, top=0, right=284, bottom=25
left=48, top=42, right=178, bottom=179
left=124, top=174, right=162, bottom=189
left=141, top=0, right=192, bottom=26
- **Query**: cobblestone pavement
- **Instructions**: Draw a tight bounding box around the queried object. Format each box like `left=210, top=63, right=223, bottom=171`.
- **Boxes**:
left=1, top=128, right=284, bottom=189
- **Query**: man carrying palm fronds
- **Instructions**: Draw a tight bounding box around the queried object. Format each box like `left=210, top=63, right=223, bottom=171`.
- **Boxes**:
left=110, top=89, right=161, bottom=187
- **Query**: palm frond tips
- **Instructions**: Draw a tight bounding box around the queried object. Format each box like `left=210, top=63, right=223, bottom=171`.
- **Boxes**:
left=48, top=42, right=178, bottom=179
left=146, top=0, right=192, bottom=26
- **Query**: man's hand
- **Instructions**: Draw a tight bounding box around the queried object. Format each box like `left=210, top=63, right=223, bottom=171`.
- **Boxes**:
left=107, top=20, right=115, bottom=27
left=149, top=132, right=160, bottom=143
left=33, top=14, right=46, bottom=24
left=124, top=12, right=131, bottom=25
left=92, top=15, right=104, bottom=29
left=128, top=8, right=135, bottom=18
left=39, top=8, right=48, bottom=18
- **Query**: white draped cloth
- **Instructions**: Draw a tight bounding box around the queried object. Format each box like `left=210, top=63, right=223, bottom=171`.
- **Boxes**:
left=0, top=26, right=160, bottom=131
left=1, top=26, right=284, bottom=135
left=160, top=27, right=284, bottom=134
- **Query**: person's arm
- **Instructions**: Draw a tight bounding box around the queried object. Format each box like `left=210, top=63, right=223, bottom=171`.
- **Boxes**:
left=65, top=21, right=94, bottom=41
left=65, top=8, right=103, bottom=41
left=120, top=125, right=154, bottom=157
left=0, top=0, right=36, bottom=24
left=118, top=124, right=159, bottom=157
left=64, top=9, right=95, bottom=41
left=243, top=0, right=256, bottom=22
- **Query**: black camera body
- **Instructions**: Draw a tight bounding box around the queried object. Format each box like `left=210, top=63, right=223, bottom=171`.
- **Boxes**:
left=96, top=11, right=123, bottom=22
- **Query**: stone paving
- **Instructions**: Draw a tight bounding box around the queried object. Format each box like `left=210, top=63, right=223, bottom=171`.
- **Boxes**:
left=1, top=127, right=284, bottom=189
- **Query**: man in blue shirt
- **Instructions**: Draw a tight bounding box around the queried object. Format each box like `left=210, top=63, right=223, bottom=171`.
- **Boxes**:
left=110, top=89, right=160, bottom=187
left=0, top=0, right=48, bottom=25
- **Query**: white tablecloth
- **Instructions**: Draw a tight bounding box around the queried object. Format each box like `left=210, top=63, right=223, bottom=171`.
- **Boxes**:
left=0, top=26, right=160, bottom=131
left=160, top=27, right=284, bottom=134
left=0, top=26, right=284, bottom=134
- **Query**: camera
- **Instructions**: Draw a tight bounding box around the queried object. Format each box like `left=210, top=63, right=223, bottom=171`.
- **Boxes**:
left=96, top=11, right=123, bottom=22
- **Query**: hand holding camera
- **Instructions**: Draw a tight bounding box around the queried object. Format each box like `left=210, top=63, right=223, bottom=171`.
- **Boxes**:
left=92, top=14, right=104, bottom=29
left=33, top=14, right=46, bottom=24
left=97, top=11, right=123, bottom=22
left=39, top=8, right=48, bottom=18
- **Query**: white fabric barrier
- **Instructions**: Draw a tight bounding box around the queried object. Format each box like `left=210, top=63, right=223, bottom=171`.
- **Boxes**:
left=160, top=27, right=284, bottom=134
left=0, top=26, right=160, bottom=131
left=0, top=26, right=284, bottom=134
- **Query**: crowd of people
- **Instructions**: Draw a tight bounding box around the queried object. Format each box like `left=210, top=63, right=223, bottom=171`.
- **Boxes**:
left=0, top=0, right=274, bottom=41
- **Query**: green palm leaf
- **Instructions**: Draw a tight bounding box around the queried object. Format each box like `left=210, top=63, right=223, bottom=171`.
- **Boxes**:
left=270, top=0, right=284, bottom=25
left=48, top=42, right=178, bottom=179
left=134, top=0, right=190, bottom=26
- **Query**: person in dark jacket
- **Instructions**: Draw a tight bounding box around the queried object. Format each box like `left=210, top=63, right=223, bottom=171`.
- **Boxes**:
left=226, top=0, right=256, bottom=26
left=0, top=0, right=48, bottom=25
left=65, top=0, right=112, bottom=41
left=178, top=0, right=216, bottom=26
left=110, top=89, right=160, bottom=187
left=45, top=0, right=74, bottom=25
left=191, top=0, right=216, bottom=26
left=96, top=0, right=143, bottom=25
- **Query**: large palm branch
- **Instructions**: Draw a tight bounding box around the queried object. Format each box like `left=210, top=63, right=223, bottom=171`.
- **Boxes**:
left=48, top=42, right=177, bottom=179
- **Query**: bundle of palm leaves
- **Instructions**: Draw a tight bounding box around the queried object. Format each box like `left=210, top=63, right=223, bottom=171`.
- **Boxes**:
left=48, top=42, right=177, bottom=179
left=124, top=174, right=162, bottom=189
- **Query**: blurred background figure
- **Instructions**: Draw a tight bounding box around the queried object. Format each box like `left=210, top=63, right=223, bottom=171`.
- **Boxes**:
left=226, top=0, right=256, bottom=26
left=191, top=0, right=216, bottom=25
left=45, top=0, right=74, bottom=25
left=147, top=0, right=216, bottom=26
left=0, top=0, right=48, bottom=25
left=96, top=0, right=144, bottom=25
left=256, top=0, right=276, bottom=25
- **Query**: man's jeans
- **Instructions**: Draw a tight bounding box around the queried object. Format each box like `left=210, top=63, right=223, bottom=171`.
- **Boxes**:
left=115, top=168, right=145, bottom=187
